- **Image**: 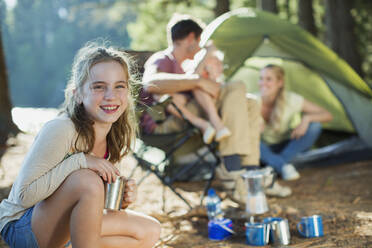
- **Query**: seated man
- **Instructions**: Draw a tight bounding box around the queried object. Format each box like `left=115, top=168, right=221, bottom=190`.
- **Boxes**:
left=141, top=14, right=290, bottom=203
left=194, top=48, right=292, bottom=199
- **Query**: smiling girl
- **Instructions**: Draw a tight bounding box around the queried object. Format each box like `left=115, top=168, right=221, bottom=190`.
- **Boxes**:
left=0, top=42, right=160, bottom=248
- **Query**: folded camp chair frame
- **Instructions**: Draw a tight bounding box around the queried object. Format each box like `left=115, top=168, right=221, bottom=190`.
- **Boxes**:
left=130, top=99, right=220, bottom=209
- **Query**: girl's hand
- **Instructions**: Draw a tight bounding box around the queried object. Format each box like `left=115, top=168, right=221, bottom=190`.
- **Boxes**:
left=291, top=118, right=310, bottom=140
left=122, top=179, right=137, bottom=209
left=85, top=154, right=120, bottom=183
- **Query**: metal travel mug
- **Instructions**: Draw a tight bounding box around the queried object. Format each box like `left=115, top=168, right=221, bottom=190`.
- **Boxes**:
left=242, top=170, right=268, bottom=215
left=297, top=215, right=324, bottom=238
left=245, top=222, right=270, bottom=246
left=269, top=218, right=291, bottom=245
left=104, top=176, right=126, bottom=210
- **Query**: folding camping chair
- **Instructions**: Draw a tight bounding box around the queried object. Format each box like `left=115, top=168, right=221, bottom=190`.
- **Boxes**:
left=130, top=97, right=220, bottom=209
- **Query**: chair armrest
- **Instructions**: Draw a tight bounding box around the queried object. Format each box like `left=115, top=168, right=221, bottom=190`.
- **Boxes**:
left=137, top=95, right=174, bottom=124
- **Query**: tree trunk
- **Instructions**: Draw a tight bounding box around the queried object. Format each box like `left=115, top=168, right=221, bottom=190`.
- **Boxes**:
left=325, top=0, right=363, bottom=77
left=0, top=30, right=19, bottom=146
left=258, top=0, right=278, bottom=14
left=284, top=0, right=291, bottom=20
left=214, top=0, right=230, bottom=17
left=298, top=0, right=317, bottom=36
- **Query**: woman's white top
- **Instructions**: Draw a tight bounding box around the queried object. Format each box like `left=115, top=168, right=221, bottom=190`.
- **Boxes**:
left=260, top=91, right=304, bottom=144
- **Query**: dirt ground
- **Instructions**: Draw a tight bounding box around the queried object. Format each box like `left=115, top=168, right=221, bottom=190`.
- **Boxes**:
left=1, top=130, right=372, bottom=247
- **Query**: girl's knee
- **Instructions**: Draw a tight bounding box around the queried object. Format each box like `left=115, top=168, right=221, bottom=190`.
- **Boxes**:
left=131, top=215, right=160, bottom=246
left=142, top=217, right=161, bottom=247
left=192, top=88, right=202, bottom=94
left=66, top=169, right=104, bottom=196
left=150, top=217, right=161, bottom=237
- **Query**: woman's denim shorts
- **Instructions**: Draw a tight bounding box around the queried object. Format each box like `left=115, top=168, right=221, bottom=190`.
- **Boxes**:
left=1, top=207, right=39, bottom=248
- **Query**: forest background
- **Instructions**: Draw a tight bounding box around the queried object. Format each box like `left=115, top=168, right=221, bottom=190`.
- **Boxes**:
left=0, top=2, right=372, bottom=247
left=0, top=0, right=372, bottom=143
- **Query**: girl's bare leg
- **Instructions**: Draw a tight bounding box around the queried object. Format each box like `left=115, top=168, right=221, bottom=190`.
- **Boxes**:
left=167, top=93, right=209, bottom=132
left=193, top=89, right=225, bottom=131
left=31, top=169, right=105, bottom=248
left=32, top=169, right=160, bottom=248
left=101, top=209, right=160, bottom=248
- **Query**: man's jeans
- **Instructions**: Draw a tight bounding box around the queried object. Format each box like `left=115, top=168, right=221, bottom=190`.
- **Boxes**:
left=260, top=122, right=322, bottom=174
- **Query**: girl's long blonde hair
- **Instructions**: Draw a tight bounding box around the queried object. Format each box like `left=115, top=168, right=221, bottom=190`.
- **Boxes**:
left=264, top=64, right=286, bottom=131
left=63, top=41, right=138, bottom=163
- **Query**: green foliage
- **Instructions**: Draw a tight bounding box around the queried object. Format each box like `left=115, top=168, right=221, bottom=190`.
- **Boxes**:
left=2, top=0, right=136, bottom=107
left=353, top=0, right=372, bottom=86
left=129, top=0, right=372, bottom=87
left=1, top=0, right=371, bottom=108
left=230, top=0, right=256, bottom=9
left=128, top=0, right=215, bottom=51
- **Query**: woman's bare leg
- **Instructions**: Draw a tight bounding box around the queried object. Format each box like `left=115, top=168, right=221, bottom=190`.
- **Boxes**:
left=31, top=169, right=104, bottom=248
left=193, top=89, right=225, bottom=131
left=100, top=209, right=160, bottom=248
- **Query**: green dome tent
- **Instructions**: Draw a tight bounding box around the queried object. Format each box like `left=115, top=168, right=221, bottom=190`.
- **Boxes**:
left=200, top=8, right=372, bottom=148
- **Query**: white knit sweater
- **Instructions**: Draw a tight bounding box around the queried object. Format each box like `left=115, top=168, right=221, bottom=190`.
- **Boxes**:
left=0, top=116, right=87, bottom=232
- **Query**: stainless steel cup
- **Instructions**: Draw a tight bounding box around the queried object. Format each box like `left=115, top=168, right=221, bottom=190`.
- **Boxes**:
left=245, top=222, right=270, bottom=246
left=270, top=218, right=291, bottom=245
left=104, top=176, right=125, bottom=210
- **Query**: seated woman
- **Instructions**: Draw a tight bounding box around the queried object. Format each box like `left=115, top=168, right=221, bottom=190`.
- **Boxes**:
left=0, top=42, right=160, bottom=248
left=258, top=64, right=333, bottom=180
left=164, top=49, right=231, bottom=144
